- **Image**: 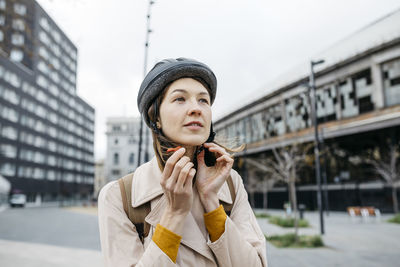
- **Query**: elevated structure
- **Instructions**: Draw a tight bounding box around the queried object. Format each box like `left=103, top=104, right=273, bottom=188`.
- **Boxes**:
left=214, top=8, right=400, bottom=212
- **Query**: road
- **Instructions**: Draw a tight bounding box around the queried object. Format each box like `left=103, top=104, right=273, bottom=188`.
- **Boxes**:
left=1, top=206, right=400, bottom=267
left=0, top=206, right=102, bottom=267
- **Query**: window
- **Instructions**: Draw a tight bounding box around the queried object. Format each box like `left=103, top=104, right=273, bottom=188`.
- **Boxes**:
left=33, top=152, right=45, bottom=164
left=38, top=46, right=49, bottom=61
left=0, top=30, right=3, bottom=42
left=14, top=3, right=27, bottom=16
left=129, top=153, right=135, bottom=165
left=383, top=58, right=400, bottom=107
left=49, top=112, right=58, bottom=124
left=37, top=90, right=47, bottom=103
left=36, top=75, right=49, bottom=89
left=47, top=155, right=57, bottom=166
left=34, top=136, right=45, bottom=148
left=3, top=70, right=21, bottom=87
left=35, top=120, right=45, bottom=133
left=47, top=170, right=56, bottom=181
left=36, top=105, right=47, bottom=118
left=113, top=153, right=119, bottom=165
left=10, top=49, right=23, bottom=62
left=0, top=144, right=17, bottom=158
left=0, top=163, right=16, bottom=176
left=48, top=141, right=57, bottom=152
left=0, top=15, right=5, bottom=26
left=114, top=138, right=118, bottom=145
left=39, top=17, right=50, bottom=31
left=0, top=106, right=19, bottom=122
left=11, top=33, right=24, bottom=46
left=0, top=85, right=19, bottom=105
left=0, top=0, right=5, bottom=10
left=18, top=166, right=32, bottom=178
left=37, top=61, right=49, bottom=74
left=39, top=31, right=50, bottom=46
left=52, top=30, right=61, bottom=43
left=33, top=168, right=44, bottom=179
left=1, top=126, right=18, bottom=140
left=12, top=19, right=25, bottom=31
left=112, top=169, right=120, bottom=175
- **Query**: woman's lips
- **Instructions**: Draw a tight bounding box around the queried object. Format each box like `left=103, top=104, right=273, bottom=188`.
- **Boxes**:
left=184, top=125, right=203, bottom=130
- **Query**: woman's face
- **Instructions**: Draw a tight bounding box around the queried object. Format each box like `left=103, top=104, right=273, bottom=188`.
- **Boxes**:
left=159, top=78, right=212, bottom=146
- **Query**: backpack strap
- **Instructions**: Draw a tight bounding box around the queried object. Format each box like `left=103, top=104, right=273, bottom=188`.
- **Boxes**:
left=118, top=173, right=151, bottom=244
left=220, top=175, right=236, bottom=216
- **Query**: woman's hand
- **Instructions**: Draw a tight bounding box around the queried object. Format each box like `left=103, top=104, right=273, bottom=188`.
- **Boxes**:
left=159, top=147, right=196, bottom=234
left=195, top=143, right=234, bottom=212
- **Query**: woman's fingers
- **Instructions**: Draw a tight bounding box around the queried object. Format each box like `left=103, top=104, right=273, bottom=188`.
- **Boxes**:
left=165, top=155, right=191, bottom=190
left=216, top=154, right=234, bottom=164
left=204, top=143, right=227, bottom=156
left=175, top=162, right=194, bottom=189
left=161, top=147, right=186, bottom=184
left=184, top=168, right=196, bottom=189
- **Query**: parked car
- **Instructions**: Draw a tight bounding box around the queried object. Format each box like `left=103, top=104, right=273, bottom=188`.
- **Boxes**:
left=9, top=194, right=27, bottom=208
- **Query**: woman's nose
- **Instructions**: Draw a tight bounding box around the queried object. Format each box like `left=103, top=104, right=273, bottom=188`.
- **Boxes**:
left=187, top=100, right=202, bottom=116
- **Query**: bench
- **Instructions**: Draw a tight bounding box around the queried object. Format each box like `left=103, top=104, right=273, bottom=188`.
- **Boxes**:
left=347, top=206, right=381, bottom=221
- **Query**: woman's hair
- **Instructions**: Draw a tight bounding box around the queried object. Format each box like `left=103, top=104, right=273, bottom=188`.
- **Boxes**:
left=147, top=81, right=244, bottom=171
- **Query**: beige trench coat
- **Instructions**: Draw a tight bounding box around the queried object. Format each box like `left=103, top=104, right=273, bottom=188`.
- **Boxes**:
left=98, top=157, right=267, bottom=267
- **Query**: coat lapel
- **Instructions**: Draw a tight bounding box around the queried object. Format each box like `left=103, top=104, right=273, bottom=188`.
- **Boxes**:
left=144, top=193, right=215, bottom=262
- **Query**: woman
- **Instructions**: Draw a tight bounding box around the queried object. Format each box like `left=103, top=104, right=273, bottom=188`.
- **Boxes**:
left=98, top=58, right=267, bottom=266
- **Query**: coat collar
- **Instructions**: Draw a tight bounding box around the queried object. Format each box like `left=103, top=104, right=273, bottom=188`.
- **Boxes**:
left=131, top=156, right=233, bottom=208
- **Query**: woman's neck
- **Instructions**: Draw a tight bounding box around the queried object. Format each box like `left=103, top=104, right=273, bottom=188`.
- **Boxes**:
left=183, top=145, right=197, bottom=162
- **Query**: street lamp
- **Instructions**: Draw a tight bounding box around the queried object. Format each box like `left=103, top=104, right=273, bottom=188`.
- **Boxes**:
left=310, top=59, right=325, bottom=235
left=137, top=0, right=155, bottom=168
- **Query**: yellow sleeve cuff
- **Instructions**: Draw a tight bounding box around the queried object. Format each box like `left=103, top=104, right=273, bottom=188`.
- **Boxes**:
left=152, top=224, right=182, bottom=263
left=203, top=204, right=227, bottom=242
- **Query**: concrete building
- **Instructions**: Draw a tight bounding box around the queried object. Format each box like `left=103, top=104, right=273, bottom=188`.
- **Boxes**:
left=94, top=160, right=105, bottom=199
left=214, top=8, right=400, bottom=212
left=105, top=117, right=153, bottom=182
left=0, top=0, right=95, bottom=204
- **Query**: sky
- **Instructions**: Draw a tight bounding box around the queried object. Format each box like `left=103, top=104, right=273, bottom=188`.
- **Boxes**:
left=36, top=0, right=400, bottom=161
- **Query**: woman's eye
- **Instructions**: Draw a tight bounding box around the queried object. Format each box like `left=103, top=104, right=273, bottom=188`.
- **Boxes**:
left=174, top=97, right=185, bottom=102
left=200, top=98, right=209, bottom=104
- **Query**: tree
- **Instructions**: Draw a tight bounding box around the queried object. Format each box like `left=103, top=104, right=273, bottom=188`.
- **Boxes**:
left=244, top=160, right=275, bottom=209
left=246, top=143, right=309, bottom=241
left=365, top=141, right=400, bottom=214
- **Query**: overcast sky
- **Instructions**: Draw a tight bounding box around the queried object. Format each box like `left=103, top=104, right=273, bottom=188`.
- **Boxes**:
left=36, top=0, right=400, bottom=161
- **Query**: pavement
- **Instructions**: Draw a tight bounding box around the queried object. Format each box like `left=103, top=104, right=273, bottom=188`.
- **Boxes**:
left=0, top=205, right=399, bottom=267
left=0, top=239, right=102, bottom=267
left=0, top=205, right=102, bottom=267
left=256, top=209, right=400, bottom=267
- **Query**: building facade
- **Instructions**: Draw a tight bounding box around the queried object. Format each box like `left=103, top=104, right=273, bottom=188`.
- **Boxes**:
left=105, top=117, right=153, bottom=182
left=214, top=8, right=400, bottom=212
left=0, top=0, right=95, bottom=204
left=94, top=160, right=105, bottom=199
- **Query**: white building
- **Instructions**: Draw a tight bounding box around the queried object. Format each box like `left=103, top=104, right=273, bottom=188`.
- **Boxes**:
left=105, top=117, right=153, bottom=182
left=94, top=160, right=105, bottom=198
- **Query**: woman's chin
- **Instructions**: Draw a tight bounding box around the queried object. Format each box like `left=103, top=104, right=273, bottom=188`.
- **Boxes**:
left=177, top=137, right=207, bottom=147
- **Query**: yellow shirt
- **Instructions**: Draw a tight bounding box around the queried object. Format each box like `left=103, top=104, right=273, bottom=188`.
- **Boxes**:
left=152, top=204, right=227, bottom=263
